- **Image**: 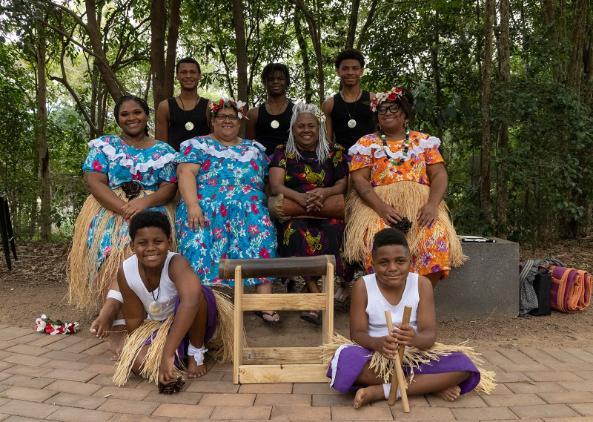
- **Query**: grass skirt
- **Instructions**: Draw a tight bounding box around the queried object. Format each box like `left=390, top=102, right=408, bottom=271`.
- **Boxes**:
left=324, top=334, right=495, bottom=395
left=67, top=189, right=177, bottom=312
left=113, top=289, right=239, bottom=386
left=343, top=181, right=465, bottom=275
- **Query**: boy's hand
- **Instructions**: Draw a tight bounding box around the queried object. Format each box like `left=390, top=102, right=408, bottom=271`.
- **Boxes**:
left=393, top=323, right=415, bottom=348
left=158, top=355, right=177, bottom=385
left=378, top=333, right=398, bottom=359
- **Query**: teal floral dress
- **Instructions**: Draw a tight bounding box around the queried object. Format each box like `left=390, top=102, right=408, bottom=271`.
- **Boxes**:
left=82, top=135, right=177, bottom=270
left=175, top=136, right=277, bottom=286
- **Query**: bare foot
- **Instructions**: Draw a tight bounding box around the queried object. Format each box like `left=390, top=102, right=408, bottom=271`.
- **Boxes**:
left=187, top=357, right=208, bottom=379
left=435, top=385, right=461, bottom=401
left=108, top=326, right=126, bottom=360
left=353, top=385, right=385, bottom=408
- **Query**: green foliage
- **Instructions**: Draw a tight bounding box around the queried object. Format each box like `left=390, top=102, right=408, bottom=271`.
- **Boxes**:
left=2, top=0, right=592, bottom=242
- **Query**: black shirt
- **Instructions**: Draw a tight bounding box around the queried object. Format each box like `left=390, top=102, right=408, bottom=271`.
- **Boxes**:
left=167, top=97, right=210, bottom=151
left=330, top=91, right=375, bottom=151
left=254, top=101, right=294, bottom=155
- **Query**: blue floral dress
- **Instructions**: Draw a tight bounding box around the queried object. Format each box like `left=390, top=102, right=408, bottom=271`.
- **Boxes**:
left=175, top=136, right=277, bottom=286
left=82, top=135, right=177, bottom=271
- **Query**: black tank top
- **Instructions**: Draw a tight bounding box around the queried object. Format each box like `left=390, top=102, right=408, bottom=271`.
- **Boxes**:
left=330, top=91, right=375, bottom=151
left=254, top=101, right=294, bottom=155
left=167, top=97, right=210, bottom=151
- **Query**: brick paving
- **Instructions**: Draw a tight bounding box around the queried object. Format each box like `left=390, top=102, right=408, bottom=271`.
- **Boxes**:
left=0, top=325, right=592, bottom=421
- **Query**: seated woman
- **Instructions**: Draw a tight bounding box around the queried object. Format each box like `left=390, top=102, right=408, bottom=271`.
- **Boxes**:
left=175, top=98, right=279, bottom=323
left=345, top=87, right=464, bottom=287
left=113, top=211, right=232, bottom=390
left=269, top=102, right=348, bottom=325
left=327, top=228, right=494, bottom=408
left=68, top=95, right=177, bottom=353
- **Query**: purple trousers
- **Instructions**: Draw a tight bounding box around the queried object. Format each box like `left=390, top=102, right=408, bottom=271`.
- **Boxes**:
left=327, top=344, right=481, bottom=394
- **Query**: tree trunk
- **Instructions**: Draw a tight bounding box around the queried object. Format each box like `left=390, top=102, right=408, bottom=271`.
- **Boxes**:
left=35, top=17, right=51, bottom=240
left=480, top=0, right=495, bottom=225
left=355, top=0, right=378, bottom=50
left=345, top=0, right=360, bottom=49
left=430, top=10, right=444, bottom=140
left=496, top=0, right=511, bottom=237
left=566, top=0, right=587, bottom=88
left=290, top=0, right=324, bottom=102
left=164, top=0, right=181, bottom=99
left=151, top=0, right=167, bottom=107
left=294, top=13, right=313, bottom=103
left=232, top=0, right=248, bottom=103
left=84, top=0, right=123, bottom=101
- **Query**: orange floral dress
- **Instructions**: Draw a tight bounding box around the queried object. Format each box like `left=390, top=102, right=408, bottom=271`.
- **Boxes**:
left=348, top=131, right=451, bottom=277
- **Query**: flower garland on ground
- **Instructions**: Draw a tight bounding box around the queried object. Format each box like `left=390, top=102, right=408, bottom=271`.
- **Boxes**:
left=35, top=314, right=79, bottom=335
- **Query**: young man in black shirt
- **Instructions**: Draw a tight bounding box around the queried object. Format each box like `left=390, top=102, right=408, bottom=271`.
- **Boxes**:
left=156, top=57, right=211, bottom=151
left=322, top=49, right=375, bottom=152
left=246, top=63, right=294, bottom=155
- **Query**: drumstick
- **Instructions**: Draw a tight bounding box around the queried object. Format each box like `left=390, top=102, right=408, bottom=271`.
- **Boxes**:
left=384, top=307, right=412, bottom=412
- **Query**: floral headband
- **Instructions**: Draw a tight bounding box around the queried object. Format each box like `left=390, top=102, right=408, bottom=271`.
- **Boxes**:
left=209, top=97, right=248, bottom=120
left=370, top=87, right=405, bottom=112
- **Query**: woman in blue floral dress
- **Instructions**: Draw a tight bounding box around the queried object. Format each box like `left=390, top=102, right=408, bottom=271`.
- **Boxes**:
left=68, top=95, right=178, bottom=346
left=176, top=98, right=279, bottom=322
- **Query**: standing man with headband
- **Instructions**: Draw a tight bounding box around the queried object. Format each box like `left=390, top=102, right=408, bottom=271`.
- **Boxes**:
left=156, top=57, right=211, bottom=151
left=322, top=49, right=375, bottom=152
left=246, top=63, right=294, bottom=155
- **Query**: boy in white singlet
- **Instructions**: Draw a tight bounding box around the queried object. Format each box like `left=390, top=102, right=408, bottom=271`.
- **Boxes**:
left=117, top=211, right=217, bottom=388
left=327, top=228, right=487, bottom=408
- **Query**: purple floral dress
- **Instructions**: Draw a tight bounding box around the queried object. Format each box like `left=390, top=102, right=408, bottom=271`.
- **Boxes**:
left=269, top=144, right=348, bottom=278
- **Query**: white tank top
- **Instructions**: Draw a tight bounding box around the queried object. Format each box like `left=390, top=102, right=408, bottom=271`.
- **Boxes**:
left=364, top=272, right=419, bottom=337
left=123, top=251, right=178, bottom=321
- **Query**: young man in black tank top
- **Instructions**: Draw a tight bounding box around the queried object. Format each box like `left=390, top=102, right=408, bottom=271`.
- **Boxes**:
left=246, top=63, right=294, bottom=156
left=322, top=49, right=375, bottom=152
left=156, top=57, right=211, bottom=151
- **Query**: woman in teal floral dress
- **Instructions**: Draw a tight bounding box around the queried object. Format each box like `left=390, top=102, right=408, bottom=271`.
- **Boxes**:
left=68, top=95, right=178, bottom=346
left=176, top=98, right=279, bottom=322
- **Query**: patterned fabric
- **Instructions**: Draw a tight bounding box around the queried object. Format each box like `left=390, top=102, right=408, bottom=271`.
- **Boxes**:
left=269, top=145, right=348, bottom=277
left=349, top=131, right=443, bottom=186
left=83, top=136, right=177, bottom=189
left=175, top=136, right=277, bottom=286
left=348, top=131, right=450, bottom=276
left=82, top=136, right=177, bottom=269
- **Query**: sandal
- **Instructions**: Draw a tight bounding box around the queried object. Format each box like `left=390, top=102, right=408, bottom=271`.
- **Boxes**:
left=300, top=311, right=322, bottom=326
left=255, top=311, right=280, bottom=324
left=335, top=286, right=350, bottom=303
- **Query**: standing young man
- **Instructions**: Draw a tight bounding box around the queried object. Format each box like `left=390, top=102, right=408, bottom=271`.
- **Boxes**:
left=246, top=63, right=294, bottom=155
left=156, top=57, right=211, bottom=151
left=322, top=49, right=374, bottom=152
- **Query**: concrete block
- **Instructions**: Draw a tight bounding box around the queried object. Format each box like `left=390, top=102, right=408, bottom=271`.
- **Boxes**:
left=435, top=237, right=519, bottom=320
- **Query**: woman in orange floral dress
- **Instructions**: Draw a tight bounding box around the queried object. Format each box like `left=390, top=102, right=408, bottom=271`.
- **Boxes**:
left=344, top=87, right=464, bottom=287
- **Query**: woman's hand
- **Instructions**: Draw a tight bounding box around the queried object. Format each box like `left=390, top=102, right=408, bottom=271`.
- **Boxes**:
left=187, top=203, right=205, bottom=230
left=294, top=192, right=310, bottom=209
left=417, top=202, right=438, bottom=228
left=121, top=197, right=148, bottom=221
left=306, top=188, right=326, bottom=212
left=158, top=354, right=177, bottom=385
left=379, top=203, right=402, bottom=226
left=378, top=332, right=399, bottom=359
left=392, top=323, right=416, bottom=348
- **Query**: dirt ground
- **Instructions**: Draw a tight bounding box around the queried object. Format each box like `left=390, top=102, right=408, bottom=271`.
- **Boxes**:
left=0, top=239, right=592, bottom=349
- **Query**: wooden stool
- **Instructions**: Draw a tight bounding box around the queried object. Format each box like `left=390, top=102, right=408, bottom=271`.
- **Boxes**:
left=219, top=255, right=335, bottom=384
